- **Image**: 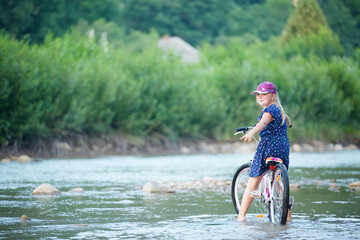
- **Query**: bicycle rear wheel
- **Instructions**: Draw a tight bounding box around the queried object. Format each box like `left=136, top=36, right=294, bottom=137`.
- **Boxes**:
left=231, top=163, right=267, bottom=216
left=269, top=163, right=289, bottom=225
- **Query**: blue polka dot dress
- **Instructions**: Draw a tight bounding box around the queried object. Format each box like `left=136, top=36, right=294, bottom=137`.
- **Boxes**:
left=249, top=104, right=290, bottom=177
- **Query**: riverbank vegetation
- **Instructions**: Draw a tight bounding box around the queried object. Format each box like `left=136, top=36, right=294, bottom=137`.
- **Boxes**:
left=1, top=0, right=359, bottom=155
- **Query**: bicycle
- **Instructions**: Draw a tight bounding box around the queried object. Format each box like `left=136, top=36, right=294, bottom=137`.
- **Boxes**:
left=231, top=126, right=292, bottom=225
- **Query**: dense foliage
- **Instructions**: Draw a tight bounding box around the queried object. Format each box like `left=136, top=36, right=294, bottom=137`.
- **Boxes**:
left=1, top=0, right=359, bottom=52
left=1, top=31, right=359, bottom=146
left=1, top=0, right=360, bottom=147
left=282, top=0, right=328, bottom=42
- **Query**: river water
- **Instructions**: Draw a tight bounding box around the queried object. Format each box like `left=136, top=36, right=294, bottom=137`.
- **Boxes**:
left=1, top=151, right=359, bottom=239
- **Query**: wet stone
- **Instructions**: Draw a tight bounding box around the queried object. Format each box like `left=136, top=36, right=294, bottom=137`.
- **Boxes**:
left=32, top=183, right=61, bottom=195
left=142, top=177, right=231, bottom=193
left=349, top=182, right=360, bottom=188
left=69, top=188, right=85, bottom=193
left=20, top=215, right=31, bottom=222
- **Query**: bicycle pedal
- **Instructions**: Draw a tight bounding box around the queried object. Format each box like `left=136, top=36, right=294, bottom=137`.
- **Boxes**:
left=250, top=190, right=261, bottom=198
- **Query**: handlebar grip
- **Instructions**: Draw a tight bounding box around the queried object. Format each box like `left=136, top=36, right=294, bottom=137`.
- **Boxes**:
left=235, top=127, right=249, bottom=133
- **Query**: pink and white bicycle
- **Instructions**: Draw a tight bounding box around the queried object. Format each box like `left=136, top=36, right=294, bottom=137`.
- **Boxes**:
left=231, top=126, right=293, bottom=225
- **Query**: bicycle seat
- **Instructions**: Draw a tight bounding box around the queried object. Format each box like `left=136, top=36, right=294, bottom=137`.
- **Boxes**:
left=265, top=157, right=283, bottom=165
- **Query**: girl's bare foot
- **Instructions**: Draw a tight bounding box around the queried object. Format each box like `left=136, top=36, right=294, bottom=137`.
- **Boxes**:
left=237, top=215, right=246, bottom=222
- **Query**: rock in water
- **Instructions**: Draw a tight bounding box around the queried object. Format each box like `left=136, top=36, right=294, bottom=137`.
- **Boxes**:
left=349, top=182, right=360, bottom=189
left=142, top=177, right=231, bottom=193
left=21, top=215, right=31, bottom=222
left=328, top=183, right=341, bottom=192
left=69, top=188, right=85, bottom=193
left=32, top=183, right=61, bottom=195
left=72, top=224, right=88, bottom=227
left=17, top=155, right=33, bottom=163
left=142, top=182, right=175, bottom=193
left=1, top=158, right=11, bottom=164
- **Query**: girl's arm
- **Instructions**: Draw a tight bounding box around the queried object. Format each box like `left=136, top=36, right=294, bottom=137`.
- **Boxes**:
left=240, top=113, right=273, bottom=143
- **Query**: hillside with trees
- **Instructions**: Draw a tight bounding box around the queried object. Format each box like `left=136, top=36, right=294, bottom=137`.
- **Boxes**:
left=0, top=0, right=359, bottom=156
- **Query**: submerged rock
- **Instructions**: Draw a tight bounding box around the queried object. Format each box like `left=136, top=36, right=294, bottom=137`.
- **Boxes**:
left=349, top=182, right=360, bottom=192
left=329, top=183, right=341, bottom=192
left=69, top=188, right=85, bottom=193
left=20, top=215, right=31, bottom=222
left=290, top=183, right=301, bottom=190
left=314, top=180, right=327, bottom=186
left=72, top=224, right=88, bottom=227
left=142, top=182, right=175, bottom=193
left=349, top=182, right=360, bottom=189
left=32, top=183, right=61, bottom=195
left=142, top=177, right=231, bottom=193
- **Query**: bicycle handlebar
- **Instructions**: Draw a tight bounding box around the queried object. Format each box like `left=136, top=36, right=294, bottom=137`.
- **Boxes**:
left=234, top=127, right=253, bottom=135
left=235, top=123, right=292, bottom=135
left=235, top=127, right=251, bottom=132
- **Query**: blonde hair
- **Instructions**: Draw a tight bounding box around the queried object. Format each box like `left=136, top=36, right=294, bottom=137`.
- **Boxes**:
left=274, top=94, right=286, bottom=125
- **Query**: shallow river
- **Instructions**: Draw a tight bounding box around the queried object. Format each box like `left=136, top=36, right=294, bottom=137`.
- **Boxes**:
left=1, top=151, right=360, bottom=239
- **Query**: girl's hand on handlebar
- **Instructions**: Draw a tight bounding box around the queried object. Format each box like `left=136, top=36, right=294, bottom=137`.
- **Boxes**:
left=240, top=133, right=253, bottom=143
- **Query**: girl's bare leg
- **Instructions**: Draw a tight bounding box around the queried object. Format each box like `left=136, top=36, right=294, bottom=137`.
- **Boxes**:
left=287, top=209, right=292, bottom=222
left=237, top=176, right=262, bottom=221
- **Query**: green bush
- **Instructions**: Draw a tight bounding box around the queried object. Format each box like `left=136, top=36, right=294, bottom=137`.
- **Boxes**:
left=0, top=30, right=359, bottom=147
left=0, top=32, right=227, bottom=145
left=282, top=27, right=344, bottom=60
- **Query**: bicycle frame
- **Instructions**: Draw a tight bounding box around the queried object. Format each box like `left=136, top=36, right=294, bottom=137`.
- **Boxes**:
left=248, top=163, right=276, bottom=218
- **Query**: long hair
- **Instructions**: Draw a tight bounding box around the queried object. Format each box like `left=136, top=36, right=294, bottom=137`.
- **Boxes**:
left=274, top=94, right=286, bottom=125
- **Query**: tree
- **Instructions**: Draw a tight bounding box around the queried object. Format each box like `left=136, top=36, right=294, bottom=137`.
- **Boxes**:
left=226, top=0, right=293, bottom=41
left=123, top=0, right=235, bottom=46
left=0, top=0, right=34, bottom=38
left=282, top=0, right=328, bottom=42
left=282, top=26, right=344, bottom=59
left=318, top=0, right=360, bottom=55
left=343, top=0, right=360, bottom=28
left=0, top=0, right=122, bottom=42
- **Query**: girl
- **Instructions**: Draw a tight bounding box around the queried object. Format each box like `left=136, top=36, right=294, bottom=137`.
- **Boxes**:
left=237, top=81, right=292, bottom=222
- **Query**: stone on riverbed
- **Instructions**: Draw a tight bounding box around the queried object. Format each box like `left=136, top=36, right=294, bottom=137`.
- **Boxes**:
left=69, top=188, right=85, bottom=193
left=72, top=224, right=88, bottom=227
left=349, top=182, right=360, bottom=192
left=142, top=182, right=175, bottom=193
left=1, top=158, right=12, bottom=164
left=32, top=183, right=61, bottom=195
left=17, top=155, right=33, bottom=163
left=142, top=177, right=231, bottom=193
left=21, top=215, right=31, bottom=222
left=349, top=182, right=360, bottom=188
left=290, top=183, right=301, bottom=190
left=329, top=183, right=341, bottom=192
left=1, top=155, right=34, bottom=164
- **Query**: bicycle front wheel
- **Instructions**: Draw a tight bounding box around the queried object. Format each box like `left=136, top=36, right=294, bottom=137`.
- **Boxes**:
left=231, top=163, right=250, bottom=214
left=269, top=163, right=289, bottom=225
left=231, top=162, right=267, bottom=217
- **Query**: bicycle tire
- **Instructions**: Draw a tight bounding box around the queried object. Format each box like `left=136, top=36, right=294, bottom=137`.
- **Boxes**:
left=231, top=162, right=250, bottom=214
left=269, top=163, right=289, bottom=225
left=231, top=162, right=268, bottom=217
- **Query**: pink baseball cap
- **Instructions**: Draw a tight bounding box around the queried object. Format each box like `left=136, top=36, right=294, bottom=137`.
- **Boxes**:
left=251, top=81, right=277, bottom=95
